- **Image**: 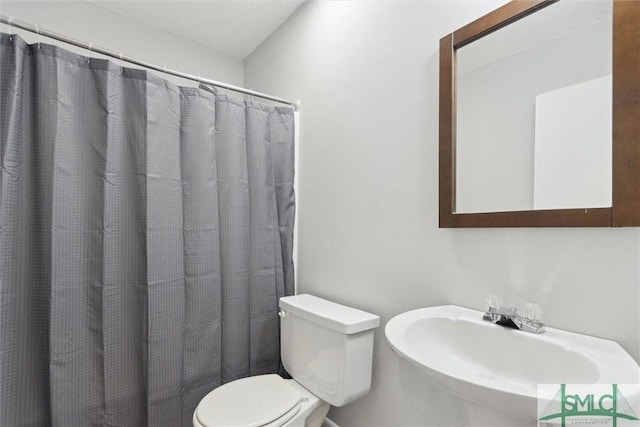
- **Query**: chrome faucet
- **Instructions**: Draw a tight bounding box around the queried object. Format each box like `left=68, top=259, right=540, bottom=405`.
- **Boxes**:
left=482, top=300, right=545, bottom=334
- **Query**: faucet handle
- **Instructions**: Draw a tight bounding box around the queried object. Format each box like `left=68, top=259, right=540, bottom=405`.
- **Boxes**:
left=523, top=302, right=544, bottom=323
left=486, top=295, right=503, bottom=308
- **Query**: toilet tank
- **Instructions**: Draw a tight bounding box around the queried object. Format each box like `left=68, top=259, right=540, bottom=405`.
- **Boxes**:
left=279, top=294, right=380, bottom=407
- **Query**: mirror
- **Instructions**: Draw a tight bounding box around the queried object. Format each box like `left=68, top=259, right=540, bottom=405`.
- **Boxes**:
left=457, top=1, right=612, bottom=214
left=439, top=0, right=640, bottom=227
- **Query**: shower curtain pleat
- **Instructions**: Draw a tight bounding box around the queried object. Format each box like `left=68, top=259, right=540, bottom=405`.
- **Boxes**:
left=145, top=77, right=187, bottom=426
left=246, top=104, right=279, bottom=375
left=270, top=109, right=296, bottom=298
left=0, top=33, right=295, bottom=427
left=0, top=35, right=55, bottom=426
left=48, top=50, right=109, bottom=426
left=179, top=88, right=221, bottom=424
left=102, top=66, right=149, bottom=427
left=215, top=97, right=251, bottom=383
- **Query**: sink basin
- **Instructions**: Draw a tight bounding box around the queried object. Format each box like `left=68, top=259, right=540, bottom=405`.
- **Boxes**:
left=385, top=305, right=639, bottom=422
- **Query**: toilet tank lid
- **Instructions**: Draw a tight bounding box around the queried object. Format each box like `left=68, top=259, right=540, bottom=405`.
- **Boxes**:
left=280, top=294, right=380, bottom=334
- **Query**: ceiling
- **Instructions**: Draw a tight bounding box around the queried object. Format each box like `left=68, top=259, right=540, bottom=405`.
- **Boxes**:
left=83, top=0, right=306, bottom=59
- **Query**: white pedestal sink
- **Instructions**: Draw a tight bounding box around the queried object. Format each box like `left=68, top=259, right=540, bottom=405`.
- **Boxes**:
left=385, top=305, right=640, bottom=426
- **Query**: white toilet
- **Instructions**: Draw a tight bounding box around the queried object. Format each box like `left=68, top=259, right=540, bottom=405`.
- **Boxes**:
left=192, top=294, right=380, bottom=427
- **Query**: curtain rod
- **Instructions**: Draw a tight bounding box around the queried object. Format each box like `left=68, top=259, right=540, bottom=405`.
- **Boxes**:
left=0, top=15, right=299, bottom=110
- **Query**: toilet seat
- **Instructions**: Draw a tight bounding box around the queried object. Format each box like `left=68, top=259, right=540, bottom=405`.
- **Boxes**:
left=194, top=374, right=302, bottom=427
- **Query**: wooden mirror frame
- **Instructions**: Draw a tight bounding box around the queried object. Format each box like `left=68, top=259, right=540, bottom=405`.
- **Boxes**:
left=439, top=0, right=640, bottom=227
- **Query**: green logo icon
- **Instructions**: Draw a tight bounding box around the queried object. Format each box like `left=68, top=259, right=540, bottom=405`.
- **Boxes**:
left=539, top=384, right=639, bottom=426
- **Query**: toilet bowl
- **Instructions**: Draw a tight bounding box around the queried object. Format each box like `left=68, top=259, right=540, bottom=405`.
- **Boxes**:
left=192, top=294, right=379, bottom=427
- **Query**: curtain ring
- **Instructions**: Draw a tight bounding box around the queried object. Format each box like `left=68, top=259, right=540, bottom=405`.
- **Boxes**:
left=35, top=25, right=41, bottom=49
left=119, top=52, right=124, bottom=73
left=87, top=43, right=93, bottom=64
left=8, top=17, right=14, bottom=41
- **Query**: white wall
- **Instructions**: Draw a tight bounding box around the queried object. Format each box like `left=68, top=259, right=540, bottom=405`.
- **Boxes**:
left=0, top=1, right=243, bottom=87
left=245, top=1, right=640, bottom=426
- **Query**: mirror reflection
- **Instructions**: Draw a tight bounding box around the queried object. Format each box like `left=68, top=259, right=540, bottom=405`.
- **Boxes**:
left=455, top=0, right=612, bottom=214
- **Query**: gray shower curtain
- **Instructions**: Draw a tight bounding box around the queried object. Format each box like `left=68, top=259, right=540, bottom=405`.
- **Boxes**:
left=0, top=33, right=295, bottom=426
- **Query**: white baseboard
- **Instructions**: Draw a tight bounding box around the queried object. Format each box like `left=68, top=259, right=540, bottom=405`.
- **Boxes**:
left=322, top=417, right=339, bottom=427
